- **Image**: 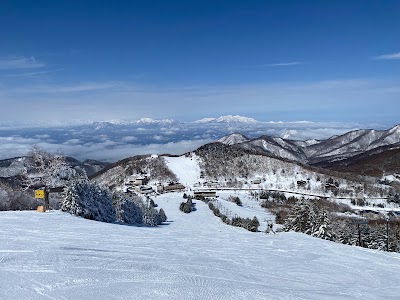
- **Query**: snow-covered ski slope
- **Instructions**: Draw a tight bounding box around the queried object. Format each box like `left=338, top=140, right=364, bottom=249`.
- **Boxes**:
left=213, top=190, right=277, bottom=231
left=164, top=154, right=201, bottom=186
left=1, top=193, right=400, bottom=299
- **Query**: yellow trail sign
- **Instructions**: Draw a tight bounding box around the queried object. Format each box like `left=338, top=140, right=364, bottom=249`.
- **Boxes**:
left=35, top=190, right=45, bottom=199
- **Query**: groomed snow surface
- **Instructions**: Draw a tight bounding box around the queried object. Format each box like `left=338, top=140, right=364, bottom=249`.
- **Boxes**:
left=1, top=193, right=400, bottom=299
left=164, top=155, right=201, bottom=186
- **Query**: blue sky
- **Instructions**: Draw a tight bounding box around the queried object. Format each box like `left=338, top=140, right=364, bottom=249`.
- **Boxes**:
left=0, top=0, right=399, bottom=125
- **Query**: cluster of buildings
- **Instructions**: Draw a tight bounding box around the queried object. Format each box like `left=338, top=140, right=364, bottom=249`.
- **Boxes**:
left=124, top=174, right=185, bottom=195
left=123, top=174, right=219, bottom=200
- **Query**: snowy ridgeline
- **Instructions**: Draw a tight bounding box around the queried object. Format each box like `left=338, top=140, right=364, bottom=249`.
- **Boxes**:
left=1, top=193, right=400, bottom=300
left=218, top=124, right=400, bottom=165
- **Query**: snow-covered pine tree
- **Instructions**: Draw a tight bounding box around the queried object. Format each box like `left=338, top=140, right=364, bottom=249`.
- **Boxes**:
left=366, top=225, right=387, bottom=251
left=284, top=198, right=315, bottom=234
left=158, top=208, right=167, bottom=223
left=312, top=210, right=336, bottom=241
left=333, top=219, right=354, bottom=245
left=248, top=216, right=260, bottom=232
left=112, top=192, right=144, bottom=224
left=142, top=206, right=160, bottom=226
left=61, top=176, right=115, bottom=223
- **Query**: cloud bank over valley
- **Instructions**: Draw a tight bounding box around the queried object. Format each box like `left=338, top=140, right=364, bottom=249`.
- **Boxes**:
left=0, top=116, right=391, bottom=162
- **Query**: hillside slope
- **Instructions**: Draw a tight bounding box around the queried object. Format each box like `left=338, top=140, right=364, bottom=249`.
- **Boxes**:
left=192, top=143, right=388, bottom=198
left=320, top=147, right=400, bottom=177
left=1, top=194, right=400, bottom=299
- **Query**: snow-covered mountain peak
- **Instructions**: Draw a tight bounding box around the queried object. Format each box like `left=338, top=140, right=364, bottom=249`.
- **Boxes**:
left=134, top=118, right=176, bottom=124
left=280, top=130, right=298, bottom=139
left=215, top=115, right=258, bottom=123
left=91, top=118, right=177, bottom=129
left=195, top=115, right=258, bottom=124
left=194, top=117, right=217, bottom=123
left=388, top=124, right=400, bottom=133
left=218, top=133, right=250, bottom=145
left=103, top=120, right=128, bottom=125
left=92, top=121, right=116, bottom=130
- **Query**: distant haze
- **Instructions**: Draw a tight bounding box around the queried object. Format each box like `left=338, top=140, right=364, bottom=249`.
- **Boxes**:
left=0, top=116, right=393, bottom=162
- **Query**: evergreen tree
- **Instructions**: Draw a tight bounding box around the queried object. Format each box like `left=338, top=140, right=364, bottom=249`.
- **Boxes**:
left=248, top=216, right=260, bottom=232
left=61, top=176, right=115, bottom=223
left=366, top=225, right=387, bottom=251
left=312, top=211, right=336, bottom=241
left=158, top=208, right=167, bottom=223
left=142, top=206, right=160, bottom=226
left=334, top=220, right=355, bottom=245
left=284, top=198, right=315, bottom=233
left=112, top=192, right=143, bottom=224
left=179, top=198, right=192, bottom=213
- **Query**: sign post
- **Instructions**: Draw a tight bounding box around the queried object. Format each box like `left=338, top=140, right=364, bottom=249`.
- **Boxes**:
left=34, top=188, right=49, bottom=211
left=34, top=189, right=44, bottom=199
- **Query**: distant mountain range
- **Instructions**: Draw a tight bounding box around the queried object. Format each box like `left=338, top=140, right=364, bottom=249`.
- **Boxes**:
left=0, top=114, right=394, bottom=163
left=218, top=125, right=400, bottom=177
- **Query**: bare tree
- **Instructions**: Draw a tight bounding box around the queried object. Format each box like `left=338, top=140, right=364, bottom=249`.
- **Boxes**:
left=23, top=146, right=76, bottom=210
left=25, top=146, right=76, bottom=188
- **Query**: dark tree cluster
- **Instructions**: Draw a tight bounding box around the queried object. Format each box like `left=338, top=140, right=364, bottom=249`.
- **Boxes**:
left=258, top=191, right=288, bottom=202
left=284, top=198, right=336, bottom=241
left=282, top=197, right=400, bottom=252
left=195, top=143, right=258, bottom=180
left=388, top=193, right=400, bottom=205
left=180, top=197, right=194, bottom=213
left=61, top=176, right=116, bottom=223
left=62, top=177, right=166, bottom=226
left=227, top=195, right=242, bottom=206
left=206, top=200, right=260, bottom=232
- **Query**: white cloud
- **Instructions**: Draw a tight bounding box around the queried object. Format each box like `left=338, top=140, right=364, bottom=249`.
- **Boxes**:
left=375, top=52, right=400, bottom=60
left=25, top=82, right=122, bottom=94
left=34, top=134, right=51, bottom=139
left=49, top=82, right=121, bottom=93
left=121, top=136, right=137, bottom=142
left=162, top=130, right=176, bottom=135
left=0, top=120, right=392, bottom=162
left=268, top=62, right=303, bottom=67
left=3, top=70, right=59, bottom=77
left=0, top=57, right=45, bottom=69
left=152, top=135, right=166, bottom=141
left=0, top=136, right=214, bottom=162
left=63, top=139, right=82, bottom=145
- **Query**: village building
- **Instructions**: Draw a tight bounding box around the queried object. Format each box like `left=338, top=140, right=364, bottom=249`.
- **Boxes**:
left=138, top=185, right=154, bottom=195
left=250, top=179, right=262, bottom=184
left=163, top=182, right=185, bottom=192
left=126, top=175, right=149, bottom=186
left=193, top=190, right=217, bottom=199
